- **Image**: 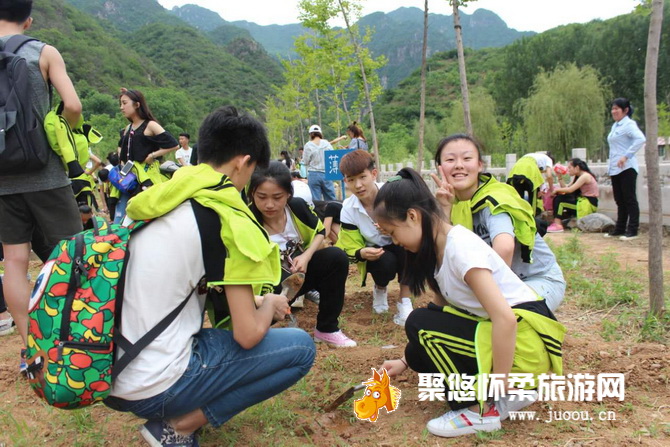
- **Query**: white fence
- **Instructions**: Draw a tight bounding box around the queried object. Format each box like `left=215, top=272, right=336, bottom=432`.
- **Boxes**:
left=376, top=149, right=670, bottom=226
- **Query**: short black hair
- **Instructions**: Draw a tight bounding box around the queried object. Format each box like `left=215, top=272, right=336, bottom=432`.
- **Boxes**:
left=98, top=168, right=109, bottom=182
left=78, top=204, right=93, bottom=214
left=107, top=152, right=119, bottom=166
left=0, top=0, right=32, bottom=23
left=197, top=106, right=270, bottom=169
left=179, top=132, right=190, bottom=139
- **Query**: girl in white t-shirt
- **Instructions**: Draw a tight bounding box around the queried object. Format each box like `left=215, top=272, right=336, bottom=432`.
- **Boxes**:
left=375, top=168, right=565, bottom=439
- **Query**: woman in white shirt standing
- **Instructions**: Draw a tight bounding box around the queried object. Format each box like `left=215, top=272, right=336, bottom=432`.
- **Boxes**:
left=605, top=98, right=646, bottom=240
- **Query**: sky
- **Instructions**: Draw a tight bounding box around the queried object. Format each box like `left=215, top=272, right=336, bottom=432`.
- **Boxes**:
left=156, top=0, right=641, bottom=33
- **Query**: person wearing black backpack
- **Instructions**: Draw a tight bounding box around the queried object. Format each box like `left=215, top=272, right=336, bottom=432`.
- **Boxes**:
left=0, top=0, right=83, bottom=375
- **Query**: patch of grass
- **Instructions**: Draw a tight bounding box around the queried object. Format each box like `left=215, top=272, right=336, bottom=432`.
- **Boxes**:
left=549, top=234, right=583, bottom=272
left=551, top=237, right=647, bottom=311
left=570, top=252, right=643, bottom=310
left=0, top=409, right=30, bottom=446
left=474, top=428, right=505, bottom=443
left=638, top=311, right=670, bottom=343
left=600, top=319, right=621, bottom=342
left=322, top=354, right=345, bottom=373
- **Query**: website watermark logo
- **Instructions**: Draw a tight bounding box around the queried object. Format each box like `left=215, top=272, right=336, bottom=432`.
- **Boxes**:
left=354, top=368, right=402, bottom=422
left=417, top=373, right=625, bottom=403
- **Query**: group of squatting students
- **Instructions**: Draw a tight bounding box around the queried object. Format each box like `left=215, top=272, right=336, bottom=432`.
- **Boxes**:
left=74, top=104, right=568, bottom=442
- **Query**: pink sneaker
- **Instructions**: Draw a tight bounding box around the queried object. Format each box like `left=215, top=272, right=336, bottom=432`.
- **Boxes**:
left=546, top=223, right=564, bottom=233
left=313, top=329, right=357, bottom=347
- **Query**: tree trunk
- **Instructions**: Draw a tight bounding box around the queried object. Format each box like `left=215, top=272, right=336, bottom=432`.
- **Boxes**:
left=452, top=0, right=472, bottom=136
left=417, top=0, right=429, bottom=171
left=341, top=92, right=351, bottom=124
left=315, top=88, right=322, bottom=129
left=337, top=0, right=381, bottom=170
left=643, top=0, right=665, bottom=316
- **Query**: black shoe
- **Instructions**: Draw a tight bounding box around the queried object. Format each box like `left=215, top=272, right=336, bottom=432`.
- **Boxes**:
left=604, top=231, right=625, bottom=238
left=619, top=232, right=639, bottom=241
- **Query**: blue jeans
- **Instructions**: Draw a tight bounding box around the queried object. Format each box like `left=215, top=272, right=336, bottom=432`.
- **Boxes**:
left=105, top=328, right=315, bottom=427
left=307, top=171, right=336, bottom=201
left=113, top=193, right=130, bottom=224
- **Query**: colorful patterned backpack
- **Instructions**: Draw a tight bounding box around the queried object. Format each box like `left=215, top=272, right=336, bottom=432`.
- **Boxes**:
left=24, top=217, right=197, bottom=409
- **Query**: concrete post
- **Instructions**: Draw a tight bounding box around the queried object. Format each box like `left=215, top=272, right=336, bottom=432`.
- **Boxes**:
left=572, top=148, right=587, bottom=160
left=505, top=154, right=517, bottom=176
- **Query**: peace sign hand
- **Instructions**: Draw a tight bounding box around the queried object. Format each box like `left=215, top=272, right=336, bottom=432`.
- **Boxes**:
left=430, top=165, right=455, bottom=209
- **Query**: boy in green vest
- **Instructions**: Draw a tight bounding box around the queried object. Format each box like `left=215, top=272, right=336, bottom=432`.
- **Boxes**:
left=104, top=106, right=315, bottom=447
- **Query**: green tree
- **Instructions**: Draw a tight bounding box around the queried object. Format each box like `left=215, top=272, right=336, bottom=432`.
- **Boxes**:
left=444, top=88, right=503, bottom=154
left=521, top=64, right=609, bottom=160
left=378, top=123, right=413, bottom=164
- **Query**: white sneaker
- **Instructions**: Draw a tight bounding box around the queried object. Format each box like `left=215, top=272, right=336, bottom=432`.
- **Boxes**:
left=496, top=390, right=539, bottom=421
left=393, top=297, right=413, bottom=326
left=0, top=316, right=15, bottom=336
left=427, top=405, right=501, bottom=437
left=291, top=295, right=305, bottom=309
left=372, top=286, right=389, bottom=314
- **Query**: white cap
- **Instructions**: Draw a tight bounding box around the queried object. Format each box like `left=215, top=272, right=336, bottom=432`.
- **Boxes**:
left=308, top=124, right=322, bottom=134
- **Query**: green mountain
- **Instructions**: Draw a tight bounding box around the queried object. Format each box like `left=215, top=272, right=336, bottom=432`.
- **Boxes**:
left=375, top=5, right=670, bottom=133
left=358, top=7, right=534, bottom=88
left=232, top=7, right=530, bottom=88
left=127, top=22, right=277, bottom=113
left=170, top=3, right=228, bottom=31
left=61, top=0, right=282, bottom=110
left=166, top=3, right=531, bottom=88
left=65, top=0, right=184, bottom=31
left=32, top=0, right=166, bottom=94
left=167, top=4, right=282, bottom=84
left=230, top=21, right=306, bottom=59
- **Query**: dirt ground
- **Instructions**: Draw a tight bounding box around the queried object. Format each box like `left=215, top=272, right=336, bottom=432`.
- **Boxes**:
left=1, top=231, right=669, bottom=446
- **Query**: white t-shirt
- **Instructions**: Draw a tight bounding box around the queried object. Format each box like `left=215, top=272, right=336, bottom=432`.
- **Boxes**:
left=176, top=147, right=193, bottom=166
left=525, top=153, right=553, bottom=172
left=268, top=207, right=300, bottom=251
left=110, top=202, right=207, bottom=400
left=435, top=225, right=538, bottom=318
left=292, top=180, right=313, bottom=206
left=340, top=182, right=391, bottom=247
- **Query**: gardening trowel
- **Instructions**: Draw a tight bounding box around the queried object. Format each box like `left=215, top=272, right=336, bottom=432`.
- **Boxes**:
left=280, top=272, right=304, bottom=328
left=323, top=383, right=366, bottom=413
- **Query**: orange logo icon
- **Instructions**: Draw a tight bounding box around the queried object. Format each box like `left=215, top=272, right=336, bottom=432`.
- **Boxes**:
left=354, top=368, right=401, bottom=422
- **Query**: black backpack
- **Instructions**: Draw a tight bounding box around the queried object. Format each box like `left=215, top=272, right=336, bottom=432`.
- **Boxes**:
left=0, top=35, right=52, bottom=174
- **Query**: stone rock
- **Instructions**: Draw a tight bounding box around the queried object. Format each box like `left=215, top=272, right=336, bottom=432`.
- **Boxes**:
left=577, top=213, right=616, bottom=233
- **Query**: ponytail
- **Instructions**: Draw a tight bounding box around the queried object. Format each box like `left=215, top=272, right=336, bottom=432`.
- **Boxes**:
left=374, top=168, right=445, bottom=296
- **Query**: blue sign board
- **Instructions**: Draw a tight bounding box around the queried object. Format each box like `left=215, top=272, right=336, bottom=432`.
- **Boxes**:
left=324, top=149, right=355, bottom=181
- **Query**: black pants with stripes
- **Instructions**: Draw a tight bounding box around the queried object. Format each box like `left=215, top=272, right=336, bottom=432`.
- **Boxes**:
left=405, top=303, right=479, bottom=411
left=404, top=301, right=556, bottom=411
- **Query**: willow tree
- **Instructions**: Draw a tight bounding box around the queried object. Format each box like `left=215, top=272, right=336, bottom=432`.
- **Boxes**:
left=449, top=0, right=473, bottom=136
left=417, top=0, right=429, bottom=170
left=522, top=64, right=609, bottom=160
left=642, top=0, right=665, bottom=315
